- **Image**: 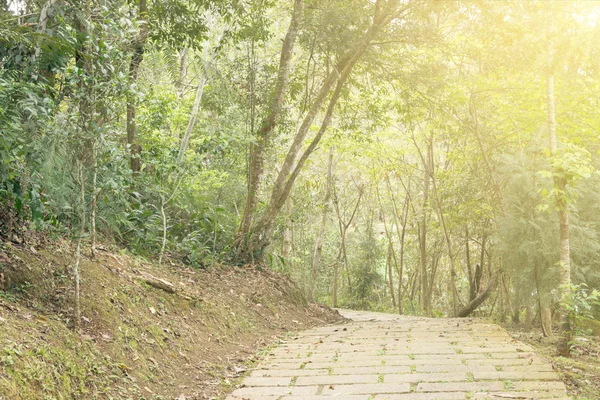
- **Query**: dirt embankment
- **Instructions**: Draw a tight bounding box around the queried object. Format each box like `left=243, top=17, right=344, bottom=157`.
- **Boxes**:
left=0, top=240, right=342, bottom=399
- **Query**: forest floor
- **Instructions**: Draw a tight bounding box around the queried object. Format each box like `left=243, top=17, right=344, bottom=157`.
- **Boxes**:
left=0, top=238, right=342, bottom=400
left=507, top=326, right=600, bottom=399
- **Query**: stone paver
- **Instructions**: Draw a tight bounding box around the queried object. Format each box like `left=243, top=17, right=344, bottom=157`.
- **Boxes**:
left=227, top=309, right=570, bottom=400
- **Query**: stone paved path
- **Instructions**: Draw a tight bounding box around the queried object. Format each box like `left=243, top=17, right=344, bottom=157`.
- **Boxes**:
left=228, top=309, right=570, bottom=400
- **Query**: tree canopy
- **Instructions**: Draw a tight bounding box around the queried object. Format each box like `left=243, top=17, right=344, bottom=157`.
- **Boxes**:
left=2, top=0, right=600, bottom=355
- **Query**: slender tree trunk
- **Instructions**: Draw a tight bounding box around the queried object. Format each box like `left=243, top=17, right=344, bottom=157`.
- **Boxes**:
left=386, top=239, right=396, bottom=309
left=548, top=73, right=572, bottom=356
left=333, top=259, right=340, bottom=308
left=424, top=140, right=458, bottom=316
left=525, top=306, right=533, bottom=331
left=235, top=0, right=304, bottom=251
left=384, top=174, right=409, bottom=314
left=178, top=62, right=208, bottom=164
left=32, top=0, right=57, bottom=81
left=397, top=200, right=407, bottom=315
left=73, top=160, right=86, bottom=333
left=376, top=184, right=397, bottom=310
left=332, top=184, right=362, bottom=308
left=476, top=236, right=485, bottom=296
left=534, top=264, right=553, bottom=337
left=176, top=48, right=188, bottom=99
left=309, top=147, right=333, bottom=301
left=282, top=199, right=293, bottom=272
left=466, top=227, right=474, bottom=301
left=127, top=0, right=148, bottom=174
left=159, top=194, right=167, bottom=265
left=512, top=282, right=521, bottom=324
left=419, top=160, right=430, bottom=315
left=90, top=146, right=97, bottom=258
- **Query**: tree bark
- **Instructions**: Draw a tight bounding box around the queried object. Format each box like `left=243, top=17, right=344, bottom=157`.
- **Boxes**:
left=242, top=0, right=409, bottom=260
left=332, top=184, right=362, bottom=308
left=386, top=239, right=396, bottom=309
left=176, top=48, right=188, bottom=99
left=177, top=56, right=208, bottom=165
left=457, top=276, right=497, bottom=318
left=32, top=0, right=57, bottom=81
left=309, top=147, right=333, bottom=301
left=418, top=153, right=430, bottom=315
left=385, top=174, right=409, bottom=315
left=90, top=145, right=97, bottom=259
left=466, top=227, right=474, bottom=301
left=548, top=72, right=572, bottom=356
left=282, top=199, right=293, bottom=272
left=127, top=0, right=148, bottom=175
left=73, top=159, right=85, bottom=333
left=535, top=263, right=553, bottom=337
left=235, top=0, right=304, bottom=253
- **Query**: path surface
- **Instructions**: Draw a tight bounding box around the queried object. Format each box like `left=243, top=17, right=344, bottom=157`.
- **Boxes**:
left=228, top=309, right=570, bottom=400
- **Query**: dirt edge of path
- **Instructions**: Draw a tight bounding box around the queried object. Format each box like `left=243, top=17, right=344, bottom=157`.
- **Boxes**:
left=0, top=239, right=343, bottom=399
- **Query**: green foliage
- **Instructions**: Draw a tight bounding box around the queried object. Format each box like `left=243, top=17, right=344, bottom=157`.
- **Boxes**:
left=564, top=284, right=600, bottom=329
left=1, top=0, right=600, bottom=335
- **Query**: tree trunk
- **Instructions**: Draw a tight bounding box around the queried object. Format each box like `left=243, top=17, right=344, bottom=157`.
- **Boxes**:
left=466, top=227, right=474, bottom=301
left=430, top=151, right=458, bottom=317
left=386, top=240, right=396, bottom=309
left=476, top=236, right=485, bottom=296
left=242, top=1, right=409, bottom=259
left=32, top=0, right=57, bottom=81
left=159, top=194, right=167, bottom=265
left=385, top=174, right=409, bottom=315
left=309, top=147, right=333, bottom=301
left=525, top=306, right=533, bottom=331
left=176, top=48, right=188, bottom=99
left=548, top=73, right=572, bottom=356
left=177, top=60, right=208, bottom=164
left=332, top=184, right=362, bottom=308
left=90, top=145, right=97, bottom=259
left=419, top=157, right=430, bottom=315
left=282, top=199, right=293, bottom=272
left=457, top=277, right=497, bottom=318
left=397, top=202, right=407, bottom=315
left=235, top=0, right=304, bottom=253
left=127, top=0, right=148, bottom=175
left=73, top=159, right=85, bottom=333
left=535, top=264, right=553, bottom=337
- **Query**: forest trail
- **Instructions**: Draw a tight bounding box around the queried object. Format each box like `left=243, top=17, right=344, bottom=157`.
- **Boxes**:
left=228, top=309, right=570, bottom=400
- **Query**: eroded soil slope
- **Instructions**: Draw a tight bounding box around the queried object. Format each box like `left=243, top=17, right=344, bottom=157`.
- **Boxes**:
left=0, top=240, right=341, bottom=399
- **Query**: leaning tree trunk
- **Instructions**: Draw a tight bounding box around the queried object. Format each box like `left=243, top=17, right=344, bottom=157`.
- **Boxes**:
left=243, top=0, right=409, bottom=260
left=177, top=58, right=208, bottom=165
left=457, top=276, right=497, bottom=318
left=235, top=0, right=304, bottom=254
left=127, top=0, right=148, bottom=175
left=309, top=147, right=333, bottom=301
